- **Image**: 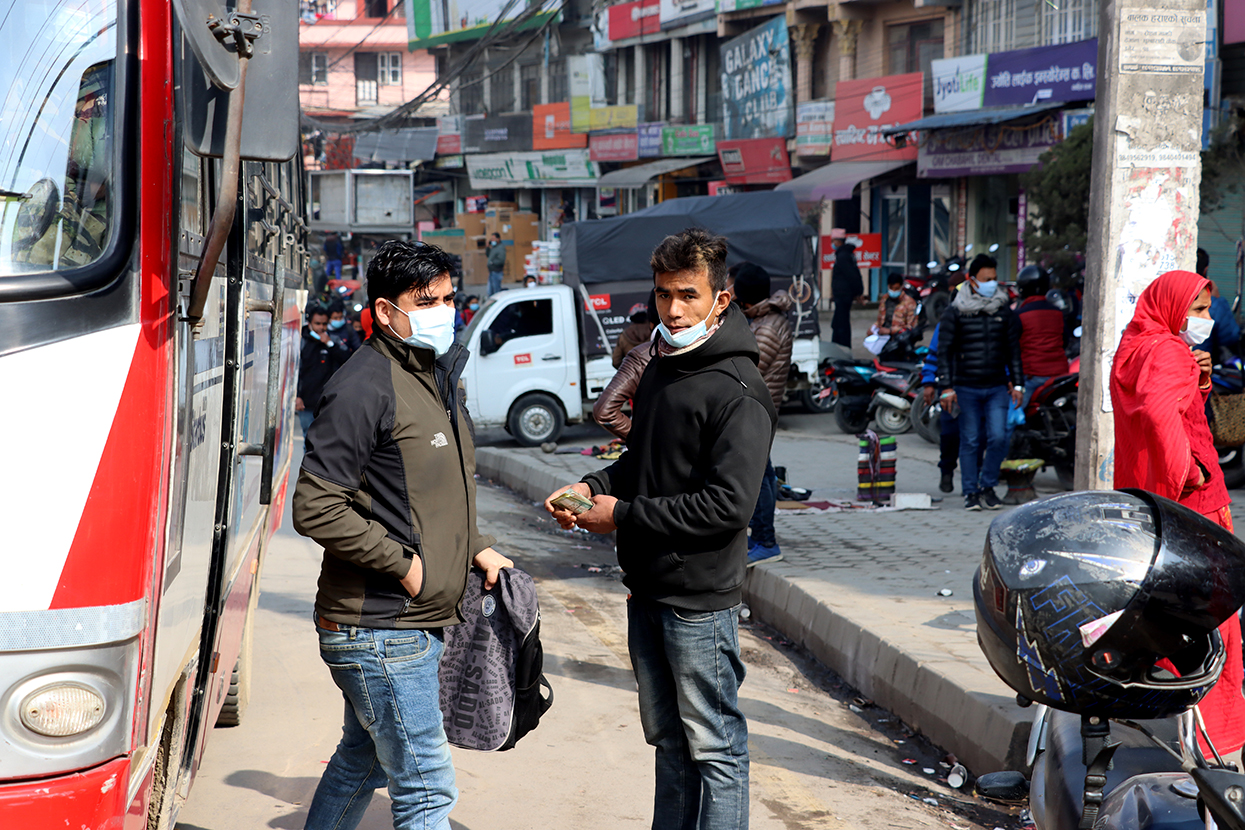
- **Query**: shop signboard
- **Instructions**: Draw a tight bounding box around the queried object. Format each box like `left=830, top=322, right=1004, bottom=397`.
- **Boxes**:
left=570, top=54, right=607, bottom=133
left=661, top=124, right=716, bottom=155
left=1062, top=107, right=1094, bottom=136
left=533, top=103, right=587, bottom=150
left=720, top=15, right=793, bottom=140
left=658, top=0, right=716, bottom=29
left=590, top=131, right=640, bottom=162
left=795, top=99, right=834, bottom=155
left=820, top=233, right=882, bottom=270
left=407, top=0, right=559, bottom=48
left=717, top=0, right=783, bottom=12
left=638, top=122, right=665, bottom=157
left=589, top=104, right=639, bottom=131
left=434, top=154, right=464, bottom=169
left=918, top=117, right=1064, bottom=178
left=983, top=38, right=1097, bottom=107
left=716, top=138, right=792, bottom=185
left=466, top=150, right=599, bottom=189
left=436, top=114, right=463, bottom=155
left=833, top=73, right=922, bottom=162
left=608, top=0, right=661, bottom=40
left=931, top=55, right=987, bottom=113
left=461, top=113, right=534, bottom=154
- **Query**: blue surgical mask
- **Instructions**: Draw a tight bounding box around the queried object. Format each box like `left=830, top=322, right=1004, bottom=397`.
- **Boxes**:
left=328, top=318, right=346, bottom=330
left=657, top=294, right=724, bottom=349
left=384, top=299, right=456, bottom=356
left=1180, top=316, right=1215, bottom=347
left=887, top=288, right=902, bottom=299
left=468, top=302, right=479, bottom=311
left=974, top=279, right=998, bottom=298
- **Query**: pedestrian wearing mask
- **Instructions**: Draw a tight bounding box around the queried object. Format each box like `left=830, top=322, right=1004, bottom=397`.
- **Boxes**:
left=874, top=272, right=919, bottom=337
left=327, top=298, right=362, bottom=352
left=829, top=229, right=864, bottom=347
left=293, top=240, right=513, bottom=830
left=936, top=254, right=1023, bottom=510
left=1110, top=268, right=1245, bottom=767
left=545, top=228, right=776, bottom=830
left=296, top=305, right=351, bottom=434
left=486, top=233, right=506, bottom=296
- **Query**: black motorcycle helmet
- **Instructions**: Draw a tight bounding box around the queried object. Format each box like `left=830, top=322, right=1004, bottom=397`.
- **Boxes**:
left=1015, top=265, right=1050, bottom=297
left=975, top=490, right=1245, bottom=719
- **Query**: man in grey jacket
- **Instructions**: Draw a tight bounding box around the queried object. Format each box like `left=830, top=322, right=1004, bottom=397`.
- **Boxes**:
left=486, top=232, right=506, bottom=296
left=293, top=240, right=511, bottom=830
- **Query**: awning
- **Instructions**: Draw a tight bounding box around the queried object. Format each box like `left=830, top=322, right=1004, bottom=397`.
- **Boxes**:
left=881, top=102, right=1065, bottom=136
left=352, top=128, right=439, bottom=164
left=596, top=156, right=715, bottom=189
left=774, top=159, right=912, bottom=203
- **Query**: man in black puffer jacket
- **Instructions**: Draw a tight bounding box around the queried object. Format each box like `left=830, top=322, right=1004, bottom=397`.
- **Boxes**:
left=936, top=254, right=1023, bottom=511
left=545, top=228, right=776, bottom=830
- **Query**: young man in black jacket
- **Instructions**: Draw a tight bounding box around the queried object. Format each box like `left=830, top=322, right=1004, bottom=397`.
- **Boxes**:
left=936, top=254, right=1024, bottom=510
left=546, top=229, right=777, bottom=830
left=296, top=304, right=351, bottom=434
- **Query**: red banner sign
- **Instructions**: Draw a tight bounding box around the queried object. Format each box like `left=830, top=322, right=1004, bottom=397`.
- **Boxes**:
left=715, top=138, right=792, bottom=185
left=820, top=233, right=883, bottom=270
left=590, top=131, right=639, bottom=162
left=608, top=0, right=660, bottom=41
left=533, top=102, right=588, bottom=150
left=832, top=73, right=922, bottom=162
left=585, top=294, right=612, bottom=311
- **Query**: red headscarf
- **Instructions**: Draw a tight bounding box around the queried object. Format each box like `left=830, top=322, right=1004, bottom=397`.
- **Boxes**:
left=1110, top=270, right=1223, bottom=507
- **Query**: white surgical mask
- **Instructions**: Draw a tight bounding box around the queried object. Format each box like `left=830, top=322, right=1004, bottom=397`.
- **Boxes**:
left=384, top=299, right=456, bottom=356
left=1180, top=316, right=1215, bottom=347
left=974, top=279, right=998, bottom=298
left=657, top=294, right=723, bottom=349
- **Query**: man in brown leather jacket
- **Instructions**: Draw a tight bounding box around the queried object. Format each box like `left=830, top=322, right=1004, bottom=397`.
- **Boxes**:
left=729, top=263, right=792, bottom=566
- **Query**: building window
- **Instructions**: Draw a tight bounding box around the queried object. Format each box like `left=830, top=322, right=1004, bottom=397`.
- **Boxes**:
left=299, top=52, right=328, bottom=85
left=548, top=59, right=567, bottom=104
left=299, top=0, right=339, bottom=22
left=972, top=0, right=1015, bottom=53
left=355, top=52, right=379, bottom=104
left=1042, top=0, right=1096, bottom=45
left=887, top=18, right=945, bottom=78
left=363, top=0, right=390, bottom=17
left=459, top=71, right=484, bottom=114
left=520, top=63, right=540, bottom=110
left=379, top=52, right=402, bottom=85
left=489, top=64, right=514, bottom=112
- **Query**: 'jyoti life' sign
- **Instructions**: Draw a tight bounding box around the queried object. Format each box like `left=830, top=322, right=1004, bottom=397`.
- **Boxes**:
left=720, top=15, right=794, bottom=140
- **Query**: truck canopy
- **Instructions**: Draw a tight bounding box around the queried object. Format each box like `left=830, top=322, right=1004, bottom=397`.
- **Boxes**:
left=561, top=191, right=814, bottom=286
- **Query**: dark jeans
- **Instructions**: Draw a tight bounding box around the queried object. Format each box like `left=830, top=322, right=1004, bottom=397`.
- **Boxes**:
left=748, top=457, right=777, bottom=548
left=628, top=597, right=749, bottom=830
left=831, top=293, right=853, bottom=347
left=939, top=408, right=960, bottom=474
left=955, top=385, right=1010, bottom=495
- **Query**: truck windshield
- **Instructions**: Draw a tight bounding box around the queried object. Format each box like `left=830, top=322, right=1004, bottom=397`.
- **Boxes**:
left=0, top=0, right=120, bottom=277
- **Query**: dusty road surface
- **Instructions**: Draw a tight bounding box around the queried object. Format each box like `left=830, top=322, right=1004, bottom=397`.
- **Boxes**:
left=177, top=441, right=1018, bottom=830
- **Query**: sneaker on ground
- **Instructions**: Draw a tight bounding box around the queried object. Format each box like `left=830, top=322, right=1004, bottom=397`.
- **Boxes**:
left=746, top=543, right=783, bottom=568
left=939, top=472, right=954, bottom=493
left=964, top=493, right=982, bottom=511
left=980, top=489, right=1002, bottom=510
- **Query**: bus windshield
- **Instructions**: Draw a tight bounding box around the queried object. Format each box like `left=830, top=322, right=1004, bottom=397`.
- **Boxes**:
left=0, top=0, right=120, bottom=277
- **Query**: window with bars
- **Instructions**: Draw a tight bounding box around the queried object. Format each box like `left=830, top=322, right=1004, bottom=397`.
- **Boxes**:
left=379, top=52, right=402, bottom=85
left=1042, top=0, right=1096, bottom=45
left=887, top=18, right=945, bottom=77
left=971, top=0, right=1015, bottom=53
left=489, top=64, right=515, bottom=112
left=548, top=59, right=567, bottom=104
left=520, top=64, right=540, bottom=110
left=299, top=52, right=328, bottom=85
left=355, top=52, right=379, bottom=104
left=459, top=71, right=484, bottom=114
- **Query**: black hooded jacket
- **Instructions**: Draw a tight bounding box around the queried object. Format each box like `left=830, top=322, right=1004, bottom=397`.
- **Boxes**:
left=831, top=244, right=864, bottom=297
left=581, top=304, right=778, bottom=611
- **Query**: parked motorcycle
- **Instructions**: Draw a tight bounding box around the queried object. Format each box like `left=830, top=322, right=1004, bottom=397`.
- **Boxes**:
left=826, top=326, right=927, bottom=434
left=865, top=365, right=922, bottom=435
left=1006, top=372, right=1080, bottom=489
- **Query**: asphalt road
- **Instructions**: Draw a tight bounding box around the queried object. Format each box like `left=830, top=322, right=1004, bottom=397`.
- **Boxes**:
left=176, top=438, right=1017, bottom=830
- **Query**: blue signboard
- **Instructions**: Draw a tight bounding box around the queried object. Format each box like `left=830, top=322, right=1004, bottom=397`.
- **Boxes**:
left=720, top=16, right=793, bottom=140
left=983, top=38, right=1098, bottom=108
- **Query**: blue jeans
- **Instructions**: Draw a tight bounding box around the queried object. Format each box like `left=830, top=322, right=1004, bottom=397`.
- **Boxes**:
left=748, top=457, right=777, bottom=549
left=955, top=385, right=1010, bottom=495
left=299, top=408, right=315, bottom=435
left=628, top=597, right=749, bottom=830
left=1022, top=375, right=1051, bottom=409
left=487, top=270, right=503, bottom=296
left=306, top=620, right=456, bottom=830
left=326, top=259, right=342, bottom=279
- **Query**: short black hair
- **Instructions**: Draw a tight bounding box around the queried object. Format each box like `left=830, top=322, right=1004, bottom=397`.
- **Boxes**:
left=367, top=240, right=454, bottom=314
left=307, top=306, right=329, bottom=321
left=650, top=228, right=729, bottom=293
left=491, top=232, right=501, bottom=239
left=326, top=297, right=345, bottom=315
left=1198, top=247, right=1209, bottom=276
left=732, top=262, right=771, bottom=307
left=969, top=254, right=998, bottom=277
left=886, top=272, right=904, bottom=287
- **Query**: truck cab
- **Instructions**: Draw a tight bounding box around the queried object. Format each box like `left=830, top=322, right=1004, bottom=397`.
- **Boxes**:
left=460, top=284, right=614, bottom=445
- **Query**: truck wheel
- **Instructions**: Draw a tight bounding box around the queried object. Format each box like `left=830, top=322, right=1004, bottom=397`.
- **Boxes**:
left=508, top=393, right=565, bottom=447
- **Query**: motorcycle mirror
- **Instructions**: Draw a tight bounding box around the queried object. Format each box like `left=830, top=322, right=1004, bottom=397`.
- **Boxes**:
left=927, top=260, right=939, bottom=269
left=988, top=243, right=1000, bottom=253
left=949, top=263, right=961, bottom=272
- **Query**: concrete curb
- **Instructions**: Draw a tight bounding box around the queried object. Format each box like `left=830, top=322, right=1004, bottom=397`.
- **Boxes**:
left=475, top=446, right=1030, bottom=776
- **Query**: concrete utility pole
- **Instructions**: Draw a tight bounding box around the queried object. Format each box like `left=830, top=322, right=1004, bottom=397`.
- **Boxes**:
left=1075, top=0, right=1207, bottom=490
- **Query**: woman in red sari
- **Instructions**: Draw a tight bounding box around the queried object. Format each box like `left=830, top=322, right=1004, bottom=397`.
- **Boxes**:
left=1111, top=268, right=1244, bottom=762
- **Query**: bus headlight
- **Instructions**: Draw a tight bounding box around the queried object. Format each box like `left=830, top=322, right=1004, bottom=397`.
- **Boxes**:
left=20, top=683, right=106, bottom=737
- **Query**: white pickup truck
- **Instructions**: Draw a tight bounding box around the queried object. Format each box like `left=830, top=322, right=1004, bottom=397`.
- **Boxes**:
left=458, top=283, right=822, bottom=445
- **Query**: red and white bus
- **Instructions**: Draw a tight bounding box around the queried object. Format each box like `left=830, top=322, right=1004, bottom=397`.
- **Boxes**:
left=0, top=1, right=304, bottom=826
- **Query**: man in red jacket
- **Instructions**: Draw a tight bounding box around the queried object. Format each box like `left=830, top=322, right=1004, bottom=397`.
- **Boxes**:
left=1015, top=266, right=1070, bottom=406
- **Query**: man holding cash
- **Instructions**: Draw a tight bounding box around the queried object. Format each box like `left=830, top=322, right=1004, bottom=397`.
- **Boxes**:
left=545, top=228, right=777, bottom=830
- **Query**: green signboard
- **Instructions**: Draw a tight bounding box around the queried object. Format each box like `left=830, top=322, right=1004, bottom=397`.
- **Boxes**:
left=660, top=124, right=716, bottom=155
